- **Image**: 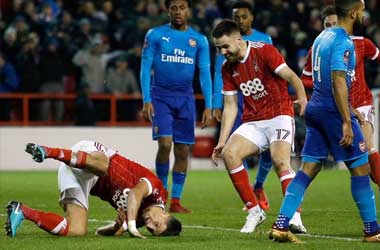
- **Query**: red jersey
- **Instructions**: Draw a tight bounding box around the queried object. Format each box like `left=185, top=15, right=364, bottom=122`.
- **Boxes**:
left=349, top=36, right=380, bottom=108
left=90, top=154, right=167, bottom=215
left=222, top=41, right=294, bottom=122
left=301, top=49, right=313, bottom=89
left=302, top=37, right=380, bottom=107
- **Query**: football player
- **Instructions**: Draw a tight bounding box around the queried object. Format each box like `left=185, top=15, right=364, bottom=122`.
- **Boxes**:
left=5, top=141, right=181, bottom=238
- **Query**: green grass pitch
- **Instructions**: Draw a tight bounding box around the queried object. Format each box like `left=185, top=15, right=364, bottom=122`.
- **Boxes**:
left=0, top=170, right=379, bottom=250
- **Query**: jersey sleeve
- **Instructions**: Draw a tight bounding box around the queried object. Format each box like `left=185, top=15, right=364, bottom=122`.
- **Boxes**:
left=197, top=35, right=211, bottom=68
left=140, top=29, right=157, bottom=103
left=330, top=39, right=353, bottom=72
left=221, top=64, right=238, bottom=95
left=213, top=54, right=225, bottom=109
left=301, top=49, right=313, bottom=89
left=262, top=44, right=287, bottom=74
left=364, top=38, right=380, bottom=62
left=197, top=35, right=212, bottom=109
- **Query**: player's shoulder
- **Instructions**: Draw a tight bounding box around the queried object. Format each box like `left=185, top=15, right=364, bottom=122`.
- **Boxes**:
left=146, top=24, right=170, bottom=38
left=252, top=29, right=271, bottom=40
left=187, top=26, right=208, bottom=41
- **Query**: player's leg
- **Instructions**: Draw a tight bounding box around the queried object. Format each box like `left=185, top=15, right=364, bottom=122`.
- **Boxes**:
left=223, top=123, right=266, bottom=233
left=361, top=122, right=380, bottom=186
left=152, top=96, right=174, bottom=190
left=266, top=115, right=306, bottom=234
left=5, top=200, right=72, bottom=237
left=270, top=112, right=327, bottom=243
left=170, top=143, right=191, bottom=213
left=356, top=106, right=380, bottom=186
left=253, top=151, right=272, bottom=211
left=169, top=96, right=195, bottom=213
left=347, top=159, right=380, bottom=242
left=269, top=160, right=320, bottom=243
left=25, top=142, right=109, bottom=175
left=332, top=115, right=379, bottom=242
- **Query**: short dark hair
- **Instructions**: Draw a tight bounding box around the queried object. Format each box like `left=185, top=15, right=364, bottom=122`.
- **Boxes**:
left=334, top=0, right=362, bottom=18
left=321, top=5, right=337, bottom=21
left=211, top=19, right=240, bottom=39
left=231, top=1, right=253, bottom=14
left=164, top=0, right=191, bottom=8
left=147, top=215, right=182, bottom=236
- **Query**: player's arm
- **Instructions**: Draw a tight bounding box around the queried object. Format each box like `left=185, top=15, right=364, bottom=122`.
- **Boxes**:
left=212, top=93, right=238, bottom=165
left=140, top=30, right=155, bottom=122
left=126, top=179, right=151, bottom=239
left=364, top=38, right=380, bottom=62
left=301, top=49, right=314, bottom=89
left=332, top=70, right=353, bottom=147
left=277, top=66, right=308, bottom=115
left=213, top=54, right=225, bottom=122
left=198, top=35, right=213, bottom=128
left=95, top=208, right=127, bottom=236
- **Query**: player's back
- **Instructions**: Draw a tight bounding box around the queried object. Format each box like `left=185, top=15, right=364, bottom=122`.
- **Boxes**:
left=90, top=154, right=167, bottom=211
left=143, top=24, right=210, bottom=96
left=310, top=27, right=355, bottom=111
left=349, top=36, right=377, bottom=107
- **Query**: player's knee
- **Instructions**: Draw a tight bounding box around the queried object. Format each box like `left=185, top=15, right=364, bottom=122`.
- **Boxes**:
left=271, top=156, right=289, bottom=171
left=221, top=146, right=240, bottom=164
left=89, top=152, right=109, bottom=175
left=158, top=141, right=172, bottom=155
left=173, top=145, right=189, bottom=160
left=67, top=226, right=87, bottom=236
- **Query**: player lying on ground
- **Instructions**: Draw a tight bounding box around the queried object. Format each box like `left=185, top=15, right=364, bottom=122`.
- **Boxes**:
left=5, top=141, right=181, bottom=238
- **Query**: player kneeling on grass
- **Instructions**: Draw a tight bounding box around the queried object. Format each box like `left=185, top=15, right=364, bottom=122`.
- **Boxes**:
left=5, top=141, right=181, bottom=238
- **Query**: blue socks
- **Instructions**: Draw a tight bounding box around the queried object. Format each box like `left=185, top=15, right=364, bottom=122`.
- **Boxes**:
left=156, top=162, right=169, bottom=189
left=254, top=151, right=272, bottom=190
left=172, top=172, right=186, bottom=199
left=351, top=175, right=379, bottom=235
left=275, top=171, right=311, bottom=229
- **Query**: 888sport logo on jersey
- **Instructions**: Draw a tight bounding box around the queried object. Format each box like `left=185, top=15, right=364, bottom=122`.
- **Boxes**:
left=239, top=78, right=268, bottom=100
left=112, top=188, right=130, bottom=211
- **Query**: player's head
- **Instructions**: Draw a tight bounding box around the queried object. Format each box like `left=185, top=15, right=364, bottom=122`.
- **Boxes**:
left=142, top=205, right=182, bottom=236
left=212, top=19, right=244, bottom=63
left=231, top=1, right=254, bottom=35
left=334, top=0, right=365, bottom=25
left=165, top=0, right=191, bottom=28
left=321, top=5, right=338, bottom=29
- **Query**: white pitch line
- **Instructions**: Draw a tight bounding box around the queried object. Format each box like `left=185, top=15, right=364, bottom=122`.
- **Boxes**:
left=87, top=218, right=361, bottom=242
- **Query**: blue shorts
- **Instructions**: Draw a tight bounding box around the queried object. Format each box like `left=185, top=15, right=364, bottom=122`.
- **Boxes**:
left=301, top=105, right=367, bottom=162
left=152, top=95, right=195, bottom=144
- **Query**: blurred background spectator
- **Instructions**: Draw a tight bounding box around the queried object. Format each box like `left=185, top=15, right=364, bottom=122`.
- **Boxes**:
left=0, top=52, right=19, bottom=120
left=0, top=0, right=379, bottom=123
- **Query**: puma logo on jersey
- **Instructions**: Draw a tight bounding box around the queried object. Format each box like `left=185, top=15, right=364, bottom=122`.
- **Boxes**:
left=232, top=71, right=240, bottom=77
left=162, top=37, right=170, bottom=42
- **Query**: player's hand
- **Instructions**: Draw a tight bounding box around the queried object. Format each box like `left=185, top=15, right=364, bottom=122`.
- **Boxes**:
left=352, top=109, right=365, bottom=126
left=293, top=97, right=308, bottom=116
left=95, top=208, right=126, bottom=236
left=127, top=220, right=146, bottom=239
left=213, top=109, right=223, bottom=122
left=142, top=103, right=154, bottom=123
left=211, top=142, right=225, bottom=166
left=201, top=108, right=213, bottom=129
left=114, top=208, right=127, bottom=236
left=340, top=122, right=353, bottom=147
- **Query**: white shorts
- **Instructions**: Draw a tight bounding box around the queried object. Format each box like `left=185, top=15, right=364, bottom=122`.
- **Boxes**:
left=233, top=115, right=295, bottom=153
left=58, top=140, right=116, bottom=210
left=356, top=105, right=375, bottom=128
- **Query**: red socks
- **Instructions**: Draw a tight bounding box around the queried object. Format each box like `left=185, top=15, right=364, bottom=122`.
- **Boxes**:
left=369, top=151, right=380, bottom=185
left=228, top=165, right=258, bottom=209
left=21, top=205, right=69, bottom=236
left=277, top=169, right=296, bottom=195
left=42, top=146, right=88, bottom=169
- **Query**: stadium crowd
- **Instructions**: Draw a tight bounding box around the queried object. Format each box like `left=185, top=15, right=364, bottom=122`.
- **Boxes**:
left=0, top=0, right=379, bottom=122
